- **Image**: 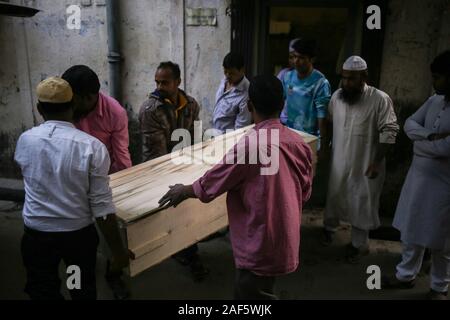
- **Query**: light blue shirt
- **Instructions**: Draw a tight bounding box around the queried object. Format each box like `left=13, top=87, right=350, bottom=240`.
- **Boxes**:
left=14, top=121, right=115, bottom=232
left=281, top=69, right=331, bottom=136
left=213, top=76, right=252, bottom=134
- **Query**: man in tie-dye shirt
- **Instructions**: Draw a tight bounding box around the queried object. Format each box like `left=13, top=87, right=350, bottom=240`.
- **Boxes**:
left=280, top=39, right=331, bottom=139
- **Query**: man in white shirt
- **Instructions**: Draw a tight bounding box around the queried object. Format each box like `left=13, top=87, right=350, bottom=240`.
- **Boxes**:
left=14, top=77, right=128, bottom=300
left=383, top=50, right=450, bottom=300
left=213, top=52, right=252, bottom=134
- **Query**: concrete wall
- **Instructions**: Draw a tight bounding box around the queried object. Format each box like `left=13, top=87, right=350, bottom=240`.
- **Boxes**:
left=0, top=0, right=231, bottom=177
left=379, top=0, right=450, bottom=106
left=185, top=0, right=231, bottom=127
left=1, top=0, right=447, bottom=179
left=377, top=0, right=450, bottom=216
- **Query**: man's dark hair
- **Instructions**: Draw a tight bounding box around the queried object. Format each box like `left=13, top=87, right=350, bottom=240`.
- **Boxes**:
left=157, top=61, right=181, bottom=80
left=249, top=75, right=284, bottom=116
left=223, top=52, right=245, bottom=70
left=61, top=65, right=100, bottom=96
left=291, top=39, right=316, bottom=58
left=38, top=101, right=73, bottom=115
left=430, top=50, right=450, bottom=76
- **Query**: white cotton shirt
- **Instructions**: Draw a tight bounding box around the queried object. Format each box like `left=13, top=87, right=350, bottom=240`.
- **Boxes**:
left=213, top=76, right=252, bottom=133
left=325, top=85, right=399, bottom=230
left=14, top=120, right=115, bottom=232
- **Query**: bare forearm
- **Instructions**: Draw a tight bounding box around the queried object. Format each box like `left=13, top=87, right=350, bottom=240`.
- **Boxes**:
left=182, top=185, right=197, bottom=199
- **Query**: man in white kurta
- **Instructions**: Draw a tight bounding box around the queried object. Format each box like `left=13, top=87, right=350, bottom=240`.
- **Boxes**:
left=385, top=51, right=450, bottom=300
left=323, top=56, right=399, bottom=263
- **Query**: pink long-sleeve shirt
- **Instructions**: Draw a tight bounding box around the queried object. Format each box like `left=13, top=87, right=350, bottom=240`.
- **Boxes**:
left=75, top=92, right=132, bottom=174
left=193, top=119, right=313, bottom=276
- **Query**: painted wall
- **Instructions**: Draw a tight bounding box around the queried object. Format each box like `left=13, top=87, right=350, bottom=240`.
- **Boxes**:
left=1, top=0, right=448, bottom=179
left=0, top=0, right=231, bottom=177
left=379, top=0, right=450, bottom=106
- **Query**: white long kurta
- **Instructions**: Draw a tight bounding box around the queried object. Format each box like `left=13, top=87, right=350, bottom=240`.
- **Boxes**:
left=393, top=95, right=450, bottom=251
left=325, top=85, right=399, bottom=230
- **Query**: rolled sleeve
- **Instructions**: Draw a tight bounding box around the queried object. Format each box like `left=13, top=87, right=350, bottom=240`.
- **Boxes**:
left=192, top=178, right=214, bottom=203
left=378, top=96, right=399, bottom=144
left=89, top=143, right=115, bottom=218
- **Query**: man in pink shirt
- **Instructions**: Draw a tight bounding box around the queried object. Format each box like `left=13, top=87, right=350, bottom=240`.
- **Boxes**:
left=62, top=65, right=132, bottom=174
left=159, top=75, right=314, bottom=299
left=62, top=65, right=132, bottom=299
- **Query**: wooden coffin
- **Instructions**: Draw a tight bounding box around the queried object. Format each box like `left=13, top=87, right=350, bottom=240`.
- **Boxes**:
left=110, top=125, right=318, bottom=277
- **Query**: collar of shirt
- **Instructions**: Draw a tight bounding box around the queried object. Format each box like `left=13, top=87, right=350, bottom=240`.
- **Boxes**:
left=42, top=120, right=75, bottom=138
left=162, top=91, right=188, bottom=119
left=254, top=118, right=282, bottom=130
left=44, top=120, right=75, bottom=128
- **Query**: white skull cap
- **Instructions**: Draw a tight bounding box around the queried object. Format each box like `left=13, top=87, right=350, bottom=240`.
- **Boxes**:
left=343, top=55, right=368, bottom=71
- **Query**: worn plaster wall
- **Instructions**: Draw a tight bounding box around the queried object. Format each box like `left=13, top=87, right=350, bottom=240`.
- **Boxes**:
left=185, top=0, right=231, bottom=128
left=0, top=0, right=231, bottom=177
left=379, top=0, right=450, bottom=106
left=378, top=0, right=450, bottom=216
left=0, top=0, right=109, bottom=177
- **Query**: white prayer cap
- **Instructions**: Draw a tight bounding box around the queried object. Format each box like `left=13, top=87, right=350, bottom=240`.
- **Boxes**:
left=343, top=56, right=368, bottom=71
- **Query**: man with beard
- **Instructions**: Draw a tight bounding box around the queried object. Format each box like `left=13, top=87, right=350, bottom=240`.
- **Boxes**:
left=322, top=56, right=399, bottom=263
left=62, top=65, right=132, bottom=174
left=383, top=51, right=450, bottom=300
left=139, top=61, right=208, bottom=281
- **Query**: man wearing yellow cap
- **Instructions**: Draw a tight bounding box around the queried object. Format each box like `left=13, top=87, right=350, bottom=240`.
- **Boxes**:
left=322, top=56, right=399, bottom=263
left=14, top=77, right=129, bottom=300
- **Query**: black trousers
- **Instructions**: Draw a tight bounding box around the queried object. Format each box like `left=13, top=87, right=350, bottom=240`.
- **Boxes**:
left=234, top=269, right=277, bottom=300
left=21, top=224, right=99, bottom=300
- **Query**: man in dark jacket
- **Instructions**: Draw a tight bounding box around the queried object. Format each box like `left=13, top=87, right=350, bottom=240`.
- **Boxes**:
left=139, top=61, right=207, bottom=281
left=139, top=61, right=200, bottom=161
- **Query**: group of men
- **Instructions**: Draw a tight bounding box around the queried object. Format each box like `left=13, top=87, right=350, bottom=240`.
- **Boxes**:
left=13, top=53, right=254, bottom=299
left=13, top=37, right=450, bottom=300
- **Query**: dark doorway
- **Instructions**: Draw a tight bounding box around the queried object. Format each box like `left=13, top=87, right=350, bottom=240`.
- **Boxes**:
left=268, top=6, right=348, bottom=91
left=231, top=0, right=387, bottom=91
left=231, top=0, right=388, bottom=207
